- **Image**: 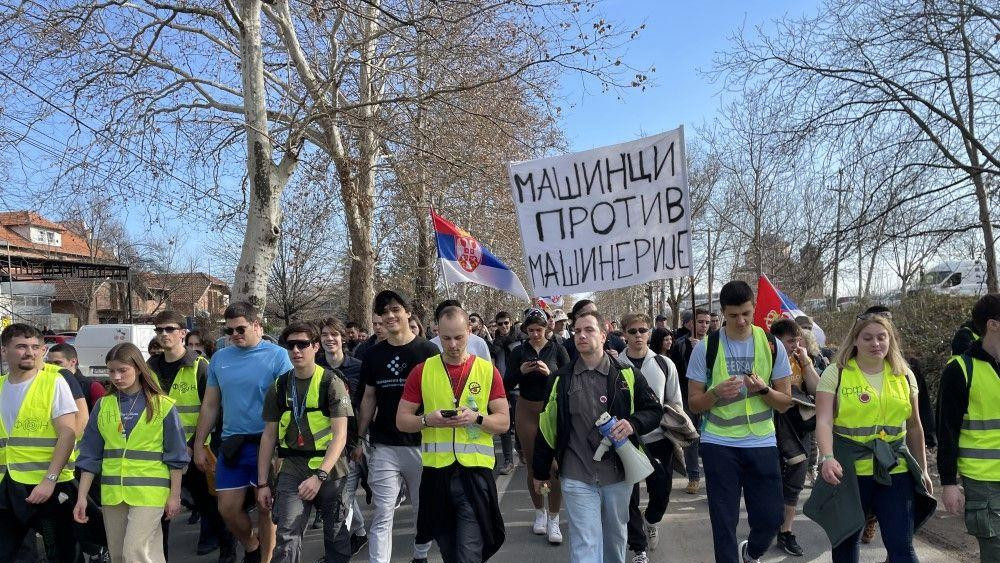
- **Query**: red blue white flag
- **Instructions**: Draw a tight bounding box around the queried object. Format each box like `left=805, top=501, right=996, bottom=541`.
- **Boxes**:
left=432, top=210, right=530, bottom=301
left=754, top=275, right=827, bottom=345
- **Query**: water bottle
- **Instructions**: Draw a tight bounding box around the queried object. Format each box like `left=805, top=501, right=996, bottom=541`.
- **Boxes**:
left=465, top=395, right=481, bottom=439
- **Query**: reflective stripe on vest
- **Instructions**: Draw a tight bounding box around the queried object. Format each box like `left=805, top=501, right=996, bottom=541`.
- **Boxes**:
left=703, top=326, right=775, bottom=438
left=97, top=393, right=174, bottom=507
left=158, top=356, right=205, bottom=443
left=832, top=359, right=911, bottom=476
left=0, top=365, right=76, bottom=485
left=277, top=366, right=332, bottom=470
left=420, top=355, right=496, bottom=469
left=956, top=356, right=1000, bottom=480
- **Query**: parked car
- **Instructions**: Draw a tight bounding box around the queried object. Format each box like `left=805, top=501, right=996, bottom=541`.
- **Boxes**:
left=43, top=333, right=76, bottom=346
left=75, top=324, right=157, bottom=379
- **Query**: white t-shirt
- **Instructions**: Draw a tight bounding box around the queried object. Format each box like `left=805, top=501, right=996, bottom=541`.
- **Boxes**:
left=0, top=373, right=78, bottom=433
left=430, top=333, right=493, bottom=362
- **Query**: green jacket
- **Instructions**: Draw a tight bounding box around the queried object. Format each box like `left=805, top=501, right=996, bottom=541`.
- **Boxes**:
left=804, top=434, right=936, bottom=547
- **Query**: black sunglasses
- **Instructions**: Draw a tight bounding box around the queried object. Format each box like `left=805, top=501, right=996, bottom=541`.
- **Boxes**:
left=627, top=327, right=650, bottom=335
left=283, top=339, right=313, bottom=351
left=223, top=325, right=251, bottom=336
left=154, top=326, right=182, bottom=334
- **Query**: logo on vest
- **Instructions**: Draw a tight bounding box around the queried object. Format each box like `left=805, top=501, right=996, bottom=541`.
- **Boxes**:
left=468, top=382, right=482, bottom=395
left=13, top=417, right=44, bottom=432
left=170, top=381, right=197, bottom=395
left=858, top=392, right=872, bottom=404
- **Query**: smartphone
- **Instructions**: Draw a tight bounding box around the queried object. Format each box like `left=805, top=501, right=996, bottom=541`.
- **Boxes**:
left=441, top=409, right=458, bottom=418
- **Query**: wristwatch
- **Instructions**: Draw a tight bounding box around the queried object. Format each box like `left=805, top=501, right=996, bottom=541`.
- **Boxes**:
left=757, top=387, right=770, bottom=396
left=44, top=473, right=58, bottom=483
left=315, top=470, right=329, bottom=482
left=475, top=414, right=484, bottom=426
left=421, top=414, right=429, bottom=428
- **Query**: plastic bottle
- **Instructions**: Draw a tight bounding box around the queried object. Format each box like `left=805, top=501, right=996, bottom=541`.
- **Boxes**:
left=465, top=395, right=481, bottom=439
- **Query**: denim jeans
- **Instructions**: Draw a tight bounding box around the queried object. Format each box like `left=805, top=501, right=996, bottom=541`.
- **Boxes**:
left=831, top=472, right=918, bottom=563
left=561, top=478, right=632, bottom=563
left=271, top=472, right=351, bottom=563
left=367, top=445, right=431, bottom=563
left=700, top=443, right=783, bottom=563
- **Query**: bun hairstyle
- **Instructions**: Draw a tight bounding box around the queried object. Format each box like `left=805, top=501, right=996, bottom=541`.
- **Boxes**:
left=105, top=343, right=165, bottom=421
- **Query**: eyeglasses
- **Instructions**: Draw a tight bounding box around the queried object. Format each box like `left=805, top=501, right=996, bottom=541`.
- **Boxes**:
left=626, top=327, right=650, bottom=335
left=154, top=326, right=182, bottom=334
left=283, top=340, right=313, bottom=351
left=223, top=325, right=251, bottom=336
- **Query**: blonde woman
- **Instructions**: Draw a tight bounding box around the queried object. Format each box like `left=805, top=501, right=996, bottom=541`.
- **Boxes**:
left=805, top=313, right=936, bottom=563
left=74, top=343, right=189, bottom=563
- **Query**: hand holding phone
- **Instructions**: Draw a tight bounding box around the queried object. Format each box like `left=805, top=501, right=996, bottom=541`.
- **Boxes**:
left=440, top=409, right=458, bottom=418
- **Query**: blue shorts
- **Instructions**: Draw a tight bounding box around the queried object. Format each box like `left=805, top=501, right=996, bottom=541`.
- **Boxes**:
left=215, top=442, right=259, bottom=491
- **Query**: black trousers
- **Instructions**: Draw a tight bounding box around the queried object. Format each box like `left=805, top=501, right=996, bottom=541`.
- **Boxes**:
left=0, top=481, right=78, bottom=563
left=626, top=439, right=675, bottom=552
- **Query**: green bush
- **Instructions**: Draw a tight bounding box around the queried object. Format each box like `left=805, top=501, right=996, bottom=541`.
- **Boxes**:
left=811, top=292, right=978, bottom=401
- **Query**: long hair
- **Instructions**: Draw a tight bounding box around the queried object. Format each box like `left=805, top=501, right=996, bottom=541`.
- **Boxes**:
left=834, top=316, right=910, bottom=377
left=105, top=343, right=165, bottom=421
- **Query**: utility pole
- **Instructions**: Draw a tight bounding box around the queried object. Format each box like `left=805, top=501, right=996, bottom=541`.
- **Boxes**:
left=831, top=168, right=844, bottom=311
left=707, top=227, right=714, bottom=312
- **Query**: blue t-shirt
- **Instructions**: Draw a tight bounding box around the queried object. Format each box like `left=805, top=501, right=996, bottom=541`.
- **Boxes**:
left=687, top=330, right=792, bottom=448
left=208, top=340, right=293, bottom=438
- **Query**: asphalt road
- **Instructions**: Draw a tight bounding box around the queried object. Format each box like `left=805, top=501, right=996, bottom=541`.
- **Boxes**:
left=167, top=458, right=975, bottom=563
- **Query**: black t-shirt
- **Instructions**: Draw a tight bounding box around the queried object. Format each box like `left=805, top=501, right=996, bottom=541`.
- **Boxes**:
left=58, top=368, right=85, bottom=400
left=361, top=336, right=440, bottom=447
left=504, top=339, right=570, bottom=402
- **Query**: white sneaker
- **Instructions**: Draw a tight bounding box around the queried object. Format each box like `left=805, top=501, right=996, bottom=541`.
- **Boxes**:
left=532, top=509, right=547, bottom=535
left=644, top=519, right=659, bottom=551
left=739, top=540, right=760, bottom=563
left=631, top=551, right=649, bottom=563
left=547, top=515, right=563, bottom=545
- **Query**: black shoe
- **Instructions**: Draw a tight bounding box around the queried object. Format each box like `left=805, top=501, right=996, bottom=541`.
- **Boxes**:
left=411, top=559, right=427, bottom=563
left=242, top=545, right=262, bottom=563
left=350, top=534, right=369, bottom=556
left=218, top=538, right=237, bottom=563
left=196, top=534, right=220, bottom=556
left=311, top=512, right=323, bottom=530
left=776, top=531, right=804, bottom=556
left=187, top=509, right=201, bottom=525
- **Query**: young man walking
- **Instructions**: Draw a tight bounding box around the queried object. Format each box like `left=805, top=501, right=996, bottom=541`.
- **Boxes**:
left=686, top=281, right=793, bottom=563
left=257, top=322, right=353, bottom=563
left=397, top=305, right=509, bottom=562
left=0, top=324, right=79, bottom=563
left=619, top=313, right=683, bottom=563
left=938, top=294, right=1000, bottom=562
left=533, top=311, right=662, bottom=563
left=671, top=308, right=711, bottom=494
left=194, top=302, right=294, bottom=563
left=354, top=290, right=439, bottom=563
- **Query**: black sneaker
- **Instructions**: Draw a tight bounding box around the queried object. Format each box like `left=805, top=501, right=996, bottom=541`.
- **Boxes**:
left=411, top=559, right=428, bottom=563
left=242, top=545, right=262, bottom=563
left=311, top=512, right=323, bottom=529
left=776, top=531, right=804, bottom=556
left=350, top=534, right=369, bottom=556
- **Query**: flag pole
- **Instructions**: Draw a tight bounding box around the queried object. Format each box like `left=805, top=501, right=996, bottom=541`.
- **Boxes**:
left=430, top=206, right=453, bottom=300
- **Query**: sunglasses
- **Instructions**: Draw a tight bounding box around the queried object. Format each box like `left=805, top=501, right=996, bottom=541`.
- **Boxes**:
left=223, top=325, right=251, bottom=336
left=497, top=321, right=511, bottom=326
left=626, top=327, right=650, bottom=335
left=283, top=339, right=313, bottom=351
left=154, top=326, right=182, bottom=334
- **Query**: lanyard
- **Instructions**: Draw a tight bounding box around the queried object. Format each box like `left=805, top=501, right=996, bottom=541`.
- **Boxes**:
left=445, top=356, right=474, bottom=406
left=288, top=371, right=312, bottom=432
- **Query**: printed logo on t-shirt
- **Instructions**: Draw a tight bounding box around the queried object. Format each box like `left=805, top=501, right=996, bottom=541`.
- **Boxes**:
left=387, top=356, right=405, bottom=377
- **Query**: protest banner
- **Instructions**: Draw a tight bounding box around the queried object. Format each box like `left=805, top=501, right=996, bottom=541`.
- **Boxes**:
left=507, top=127, right=693, bottom=296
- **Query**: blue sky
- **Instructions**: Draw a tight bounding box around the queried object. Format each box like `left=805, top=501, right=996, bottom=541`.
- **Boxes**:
left=559, top=0, right=820, bottom=151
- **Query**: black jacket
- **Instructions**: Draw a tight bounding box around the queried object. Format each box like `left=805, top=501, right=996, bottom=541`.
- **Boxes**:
left=951, top=321, right=981, bottom=356
left=532, top=355, right=662, bottom=481
left=936, top=341, right=1000, bottom=486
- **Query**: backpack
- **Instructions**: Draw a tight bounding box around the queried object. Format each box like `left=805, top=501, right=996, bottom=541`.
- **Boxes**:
left=704, top=330, right=778, bottom=388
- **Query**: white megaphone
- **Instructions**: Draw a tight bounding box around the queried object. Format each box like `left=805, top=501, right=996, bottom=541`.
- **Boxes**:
left=593, top=412, right=654, bottom=485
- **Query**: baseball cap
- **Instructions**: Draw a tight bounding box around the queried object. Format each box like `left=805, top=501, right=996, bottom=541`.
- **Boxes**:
left=373, top=289, right=411, bottom=314
left=552, top=309, right=569, bottom=322
left=655, top=314, right=668, bottom=322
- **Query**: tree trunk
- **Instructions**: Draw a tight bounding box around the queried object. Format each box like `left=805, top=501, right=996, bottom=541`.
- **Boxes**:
left=231, top=0, right=295, bottom=312
left=971, top=170, right=998, bottom=292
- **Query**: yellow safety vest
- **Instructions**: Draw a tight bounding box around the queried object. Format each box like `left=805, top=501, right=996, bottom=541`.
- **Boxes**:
left=420, top=355, right=496, bottom=469
left=277, top=366, right=334, bottom=470
left=703, top=326, right=775, bottom=438
left=97, top=393, right=175, bottom=507
left=0, top=364, right=76, bottom=484
left=955, top=355, right=1000, bottom=481
left=154, top=355, right=206, bottom=442
left=833, top=359, right=911, bottom=476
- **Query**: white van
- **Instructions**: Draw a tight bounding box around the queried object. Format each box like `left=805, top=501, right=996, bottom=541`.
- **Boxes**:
left=919, top=260, right=988, bottom=296
left=75, top=324, right=158, bottom=379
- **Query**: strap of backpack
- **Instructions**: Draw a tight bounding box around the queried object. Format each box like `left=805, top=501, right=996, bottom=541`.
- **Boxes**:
left=705, top=332, right=720, bottom=388
left=962, top=354, right=974, bottom=396
left=766, top=332, right=777, bottom=369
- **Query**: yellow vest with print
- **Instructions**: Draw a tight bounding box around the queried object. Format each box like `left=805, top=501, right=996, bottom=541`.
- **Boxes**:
left=704, top=326, right=775, bottom=438
left=954, top=355, right=1000, bottom=481
left=277, top=366, right=334, bottom=470
left=420, top=355, right=495, bottom=469
left=155, top=355, right=206, bottom=443
left=833, top=359, right=911, bottom=476
left=97, top=393, right=175, bottom=507
left=0, top=364, right=76, bottom=484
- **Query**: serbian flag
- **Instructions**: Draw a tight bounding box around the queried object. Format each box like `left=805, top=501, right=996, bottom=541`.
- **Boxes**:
left=432, top=210, right=530, bottom=301
left=754, top=275, right=827, bottom=345
left=537, top=295, right=564, bottom=309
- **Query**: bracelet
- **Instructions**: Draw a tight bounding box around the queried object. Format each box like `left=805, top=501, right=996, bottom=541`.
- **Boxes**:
left=256, top=482, right=270, bottom=490
left=707, top=387, right=718, bottom=399
left=820, top=453, right=835, bottom=462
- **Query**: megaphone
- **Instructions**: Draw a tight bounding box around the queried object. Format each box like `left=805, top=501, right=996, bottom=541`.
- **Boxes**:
left=593, top=412, right=654, bottom=485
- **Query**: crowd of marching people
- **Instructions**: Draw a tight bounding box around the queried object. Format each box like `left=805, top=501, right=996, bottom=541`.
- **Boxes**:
left=1, top=283, right=999, bottom=563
